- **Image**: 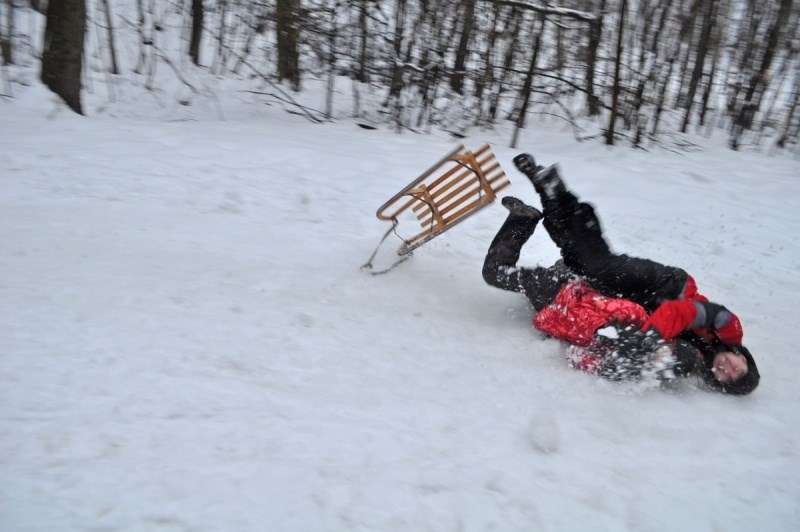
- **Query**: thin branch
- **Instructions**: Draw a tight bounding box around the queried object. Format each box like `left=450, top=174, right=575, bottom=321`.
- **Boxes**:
left=233, top=54, right=325, bottom=123
left=494, top=0, right=597, bottom=22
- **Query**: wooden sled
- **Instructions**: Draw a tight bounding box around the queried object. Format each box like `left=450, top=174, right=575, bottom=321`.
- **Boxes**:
left=375, top=144, right=511, bottom=255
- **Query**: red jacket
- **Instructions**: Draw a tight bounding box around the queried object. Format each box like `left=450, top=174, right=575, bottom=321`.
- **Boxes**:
left=533, top=280, right=648, bottom=346
left=534, top=275, right=743, bottom=346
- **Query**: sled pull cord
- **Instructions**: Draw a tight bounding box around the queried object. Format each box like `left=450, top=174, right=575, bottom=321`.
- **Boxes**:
left=360, top=218, right=414, bottom=275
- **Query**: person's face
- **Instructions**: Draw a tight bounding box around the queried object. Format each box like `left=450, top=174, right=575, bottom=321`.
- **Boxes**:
left=712, top=351, right=748, bottom=383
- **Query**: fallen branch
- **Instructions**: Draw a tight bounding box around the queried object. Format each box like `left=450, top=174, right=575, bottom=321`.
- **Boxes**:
left=241, top=89, right=326, bottom=118
left=232, top=54, right=325, bottom=124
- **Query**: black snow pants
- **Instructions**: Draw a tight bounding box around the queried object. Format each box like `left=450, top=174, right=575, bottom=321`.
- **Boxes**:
left=482, top=213, right=573, bottom=311
left=537, top=184, right=688, bottom=312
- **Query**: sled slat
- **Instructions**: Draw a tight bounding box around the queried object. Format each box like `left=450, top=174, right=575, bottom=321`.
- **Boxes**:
left=421, top=145, right=492, bottom=196
left=419, top=172, right=508, bottom=227
left=413, top=162, right=502, bottom=220
left=413, top=156, right=497, bottom=214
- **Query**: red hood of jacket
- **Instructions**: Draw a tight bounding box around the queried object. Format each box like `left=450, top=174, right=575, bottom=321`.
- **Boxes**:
left=533, top=280, right=649, bottom=346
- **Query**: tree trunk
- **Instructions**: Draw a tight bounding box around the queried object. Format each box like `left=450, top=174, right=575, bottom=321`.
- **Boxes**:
left=725, top=1, right=762, bottom=118
left=29, top=0, right=46, bottom=14
left=189, top=0, right=203, bottom=65
left=510, top=13, right=545, bottom=149
left=100, top=0, right=119, bottom=74
left=680, top=0, right=715, bottom=132
left=450, top=0, right=476, bottom=95
left=213, top=0, right=227, bottom=74
left=776, top=72, right=800, bottom=148
left=416, top=1, right=444, bottom=127
left=388, top=0, right=406, bottom=99
left=585, top=0, right=606, bottom=116
left=324, top=0, right=337, bottom=119
left=474, top=0, right=501, bottom=123
left=276, top=0, right=300, bottom=90
left=605, top=0, right=626, bottom=145
left=630, top=0, right=674, bottom=145
left=132, top=0, right=147, bottom=73
left=1, top=0, right=13, bottom=65
left=651, top=52, right=676, bottom=137
left=698, top=2, right=724, bottom=128
left=41, top=0, right=86, bottom=114
left=647, top=0, right=673, bottom=56
left=232, top=14, right=266, bottom=74
left=488, top=7, right=519, bottom=122
left=674, top=0, right=699, bottom=108
left=356, top=0, right=368, bottom=82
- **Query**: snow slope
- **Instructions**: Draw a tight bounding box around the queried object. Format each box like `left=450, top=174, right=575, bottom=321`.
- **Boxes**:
left=2, top=86, right=800, bottom=531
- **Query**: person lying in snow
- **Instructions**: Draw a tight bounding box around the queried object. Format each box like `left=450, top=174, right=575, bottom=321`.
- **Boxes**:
left=481, top=153, right=760, bottom=395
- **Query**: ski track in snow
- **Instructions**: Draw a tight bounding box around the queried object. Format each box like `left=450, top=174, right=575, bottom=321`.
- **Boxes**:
left=2, top=87, right=800, bottom=532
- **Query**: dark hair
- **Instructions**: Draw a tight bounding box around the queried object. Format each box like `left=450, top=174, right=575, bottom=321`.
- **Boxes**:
left=701, top=344, right=760, bottom=395
left=683, top=334, right=760, bottom=395
left=719, top=345, right=760, bottom=395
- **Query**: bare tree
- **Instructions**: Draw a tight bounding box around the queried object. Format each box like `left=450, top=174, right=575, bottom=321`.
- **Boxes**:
left=212, top=0, right=227, bottom=74
left=680, top=0, right=715, bottom=132
left=776, top=71, right=800, bottom=148
left=41, top=0, right=86, bottom=114
left=29, top=0, right=46, bottom=14
left=511, top=13, right=545, bottom=148
left=606, top=0, right=627, bottom=145
left=324, top=0, right=337, bottom=119
left=488, top=6, right=521, bottom=123
left=585, top=0, right=606, bottom=116
left=450, top=0, right=476, bottom=94
left=132, top=0, right=147, bottom=74
left=699, top=0, right=725, bottom=128
left=99, top=0, right=120, bottom=74
left=277, top=0, right=301, bottom=90
left=387, top=0, right=407, bottom=99
left=674, top=0, right=699, bottom=109
left=1, top=0, right=13, bottom=65
left=190, top=0, right=203, bottom=65
left=474, top=1, right=502, bottom=124
left=355, top=0, right=369, bottom=82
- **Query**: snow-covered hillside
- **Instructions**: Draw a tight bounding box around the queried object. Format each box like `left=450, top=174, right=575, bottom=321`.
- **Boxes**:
left=2, top=84, right=799, bottom=531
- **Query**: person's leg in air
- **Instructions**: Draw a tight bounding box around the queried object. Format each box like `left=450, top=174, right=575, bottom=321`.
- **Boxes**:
left=512, top=153, right=688, bottom=311
left=483, top=196, right=572, bottom=311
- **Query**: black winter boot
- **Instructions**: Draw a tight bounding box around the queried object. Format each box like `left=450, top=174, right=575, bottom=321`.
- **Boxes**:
left=501, top=196, right=542, bottom=221
left=533, top=164, right=568, bottom=200
left=512, top=153, right=541, bottom=176
left=512, top=153, right=567, bottom=199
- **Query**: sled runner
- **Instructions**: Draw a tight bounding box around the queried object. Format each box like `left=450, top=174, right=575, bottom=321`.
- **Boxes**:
left=375, top=143, right=511, bottom=255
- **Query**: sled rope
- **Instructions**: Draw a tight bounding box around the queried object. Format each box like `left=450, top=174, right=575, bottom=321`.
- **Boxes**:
left=360, top=218, right=414, bottom=275
left=361, top=187, right=443, bottom=275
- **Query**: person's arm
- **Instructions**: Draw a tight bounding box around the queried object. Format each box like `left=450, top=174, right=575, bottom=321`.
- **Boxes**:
left=642, top=299, right=743, bottom=344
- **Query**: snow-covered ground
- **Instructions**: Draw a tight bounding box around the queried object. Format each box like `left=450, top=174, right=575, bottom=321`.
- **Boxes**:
left=2, top=81, right=800, bottom=531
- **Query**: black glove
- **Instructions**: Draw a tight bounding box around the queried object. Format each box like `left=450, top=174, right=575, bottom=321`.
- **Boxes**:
left=691, top=301, right=743, bottom=345
left=692, top=301, right=729, bottom=329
